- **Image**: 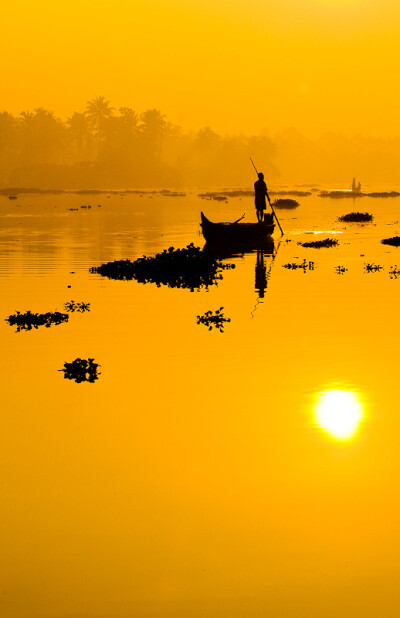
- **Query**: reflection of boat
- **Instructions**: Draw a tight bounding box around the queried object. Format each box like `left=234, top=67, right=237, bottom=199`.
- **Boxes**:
left=200, top=211, right=275, bottom=243
left=203, top=237, right=274, bottom=260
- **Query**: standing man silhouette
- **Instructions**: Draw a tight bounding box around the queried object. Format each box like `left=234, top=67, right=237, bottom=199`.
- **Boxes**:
left=254, top=172, right=268, bottom=222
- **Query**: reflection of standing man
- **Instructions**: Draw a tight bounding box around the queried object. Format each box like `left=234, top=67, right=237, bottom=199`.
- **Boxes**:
left=255, top=250, right=267, bottom=298
left=254, top=172, right=268, bottom=222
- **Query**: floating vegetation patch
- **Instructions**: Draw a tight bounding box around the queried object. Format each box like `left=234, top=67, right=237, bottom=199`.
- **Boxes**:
left=364, top=263, right=383, bottom=273
left=367, top=191, right=400, bottom=198
left=197, top=189, right=311, bottom=199
left=298, top=238, right=338, bottom=248
left=389, top=266, right=400, bottom=279
left=283, top=260, right=315, bottom=272
left=273, top=198, right=299, bottom=209
left=335, top=265, right=348, bottom=275
left=198, top=191, right=250, bottom=199
left=64, top=301, right=91, bottom=313
left=338, top=212, right=373, bottom=222
left=59, top=358, right=100, bottom=383
left=381, top=236, right=400, bottom=247
left=159, top=190, right=186, bottom=197
left=198, top=192, right=228, bottom=201
left=90, top=243, right=234, bottom=290
left=272, top=190, right=311, bottom=197
left=320, top=191, right=364, bottom=199
left=197, top=308, right=231, bottom=332
left=5, top=310, right=69, bottom=332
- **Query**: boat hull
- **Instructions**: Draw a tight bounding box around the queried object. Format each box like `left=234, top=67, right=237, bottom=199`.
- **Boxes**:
left=200, top=212, right=275, bottom=243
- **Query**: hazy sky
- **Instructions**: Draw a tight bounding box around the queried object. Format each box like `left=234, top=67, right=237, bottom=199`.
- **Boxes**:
left=2, top=0, right=400, bottom=136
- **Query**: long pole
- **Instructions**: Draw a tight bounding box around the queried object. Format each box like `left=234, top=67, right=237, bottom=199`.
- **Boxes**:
left=250, top=158, right=283, bottom=236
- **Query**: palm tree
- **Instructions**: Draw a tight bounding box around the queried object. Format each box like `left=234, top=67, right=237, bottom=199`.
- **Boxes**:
left=119, top=107, right=139, bottom=136
left=0, top=111, right=17, bottom=149
left=67, top=112, right=94, bottom=160
left=85, top=96, right=114, bottom=160
left=19, top=108, right=66, bottom=165
left=139, top=109, right=166, bottom=156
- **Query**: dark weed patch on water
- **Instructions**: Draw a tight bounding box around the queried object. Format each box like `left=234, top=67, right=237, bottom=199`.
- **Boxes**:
left=389, top=266, right=400, bottom=279
left=273, top=198, right=299, bottom=209
left=364, top=263, right=383, bottom=273
left=197, top=308, right=231, bottom=332
left=338, top=212, right=373, bottom=222
left=59, top=358, right=100, bottom=383
left=64, top=301, right=91, bottom=313
left=298, top=238, right=338, bottom=248
left=90, top=243, right=235, bottom=290
left=335, top=265, right=348, bottom=274
left=283, top=260, right=315, bottom=272
left=5, top=310, right=69, bottom=332
left=382, top=236, right=400, bottom=247
left=367, top=192, right=400, bottom=198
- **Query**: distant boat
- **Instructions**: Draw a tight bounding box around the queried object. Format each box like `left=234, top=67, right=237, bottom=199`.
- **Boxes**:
left=201, top=211, right=275, bottom=243
left=351, top=177, right=362, bottom=193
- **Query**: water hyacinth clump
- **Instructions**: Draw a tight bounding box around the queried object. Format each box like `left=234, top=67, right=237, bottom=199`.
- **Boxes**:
left=90, top=243, right=235, bottom=290
left=382, top=236, right=400, bottom=247
left=364, top=263, right=383, bottom=273
left=299, top=238, right=338, bottom=248
left=64, top=300, right=91, bottom=313
left=197, top=307, right=231, bottom=332
left=5, top=310, right=69, bottom=332
left=59, top=358, right=100, bottom=383
left=338, top=212, right=373, bottom=222
left=272, top=198, right=299, bottom=208
left=283, top=260, right=315, bottom=272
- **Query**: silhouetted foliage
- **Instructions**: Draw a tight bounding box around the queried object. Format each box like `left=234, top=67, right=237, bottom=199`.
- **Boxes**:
left=382, top=236, right=400, bottom=247
left=283, top=260, right=315, bottom=271
left=367, top=192, right=400, bottom=198
left=338, top=212, right=373, bottom=222
left=6, top=310, right=69, bottom=331
left=64, top=301, right=91, bottom=313
left=90, top=243, right=234, bottom=289
left=335, top=265, right=348, bottom=274
left=273, top=198, right=299, bottom=208
left=197, top=307, right=231, bottom=332
left=299, top=238, right=338, bottom=248
left=364, top=263, right=383, bottom=272
left=389, top=266, right=400, bottom=279
left=320, top=191, right=364, bottom=198
left=59, top=358, right=100, bottom=383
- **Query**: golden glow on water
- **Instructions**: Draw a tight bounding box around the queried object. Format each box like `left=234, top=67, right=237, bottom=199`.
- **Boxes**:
left=315, top=389, right=364, bottom=440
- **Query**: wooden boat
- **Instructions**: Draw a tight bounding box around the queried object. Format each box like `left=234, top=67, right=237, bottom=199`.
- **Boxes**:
left=200, top=211, right=275, bottom=243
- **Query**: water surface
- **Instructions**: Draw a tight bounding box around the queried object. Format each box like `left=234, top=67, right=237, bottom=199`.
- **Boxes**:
left=1, top=190, right=400, bottom=617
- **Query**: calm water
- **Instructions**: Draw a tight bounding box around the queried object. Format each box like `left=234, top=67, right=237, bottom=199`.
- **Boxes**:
left=1, top=190, right=400, bottom=617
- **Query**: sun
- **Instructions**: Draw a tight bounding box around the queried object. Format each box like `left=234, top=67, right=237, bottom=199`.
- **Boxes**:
left=314, top=389, right=364, bottom=440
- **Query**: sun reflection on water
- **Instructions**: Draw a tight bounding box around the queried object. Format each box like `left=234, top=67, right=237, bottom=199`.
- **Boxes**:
left=314, top=389, right=364, bottom=440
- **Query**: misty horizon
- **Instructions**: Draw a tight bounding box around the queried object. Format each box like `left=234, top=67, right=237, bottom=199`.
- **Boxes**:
left=1, top=97, right=400, bottom=190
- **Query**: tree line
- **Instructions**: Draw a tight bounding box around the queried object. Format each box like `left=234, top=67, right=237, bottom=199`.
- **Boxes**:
left=0, top=96, right=277, bottom=189
left=1, top=97, right=400, bottom=189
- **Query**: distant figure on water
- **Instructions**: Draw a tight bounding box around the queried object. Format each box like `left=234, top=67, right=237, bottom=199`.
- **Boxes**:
left=351, top=177, right=362, bottom=193
left=254, top=172, right=268, bottom=222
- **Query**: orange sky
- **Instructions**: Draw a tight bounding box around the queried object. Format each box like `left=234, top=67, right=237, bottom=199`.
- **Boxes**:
left=2, top=0, right=400, bottom=136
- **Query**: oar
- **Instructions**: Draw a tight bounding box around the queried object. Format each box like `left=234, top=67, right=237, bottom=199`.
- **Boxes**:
left=266, top=192, right=284, bottom=236
left=250, top=157, right=284, bottom=236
